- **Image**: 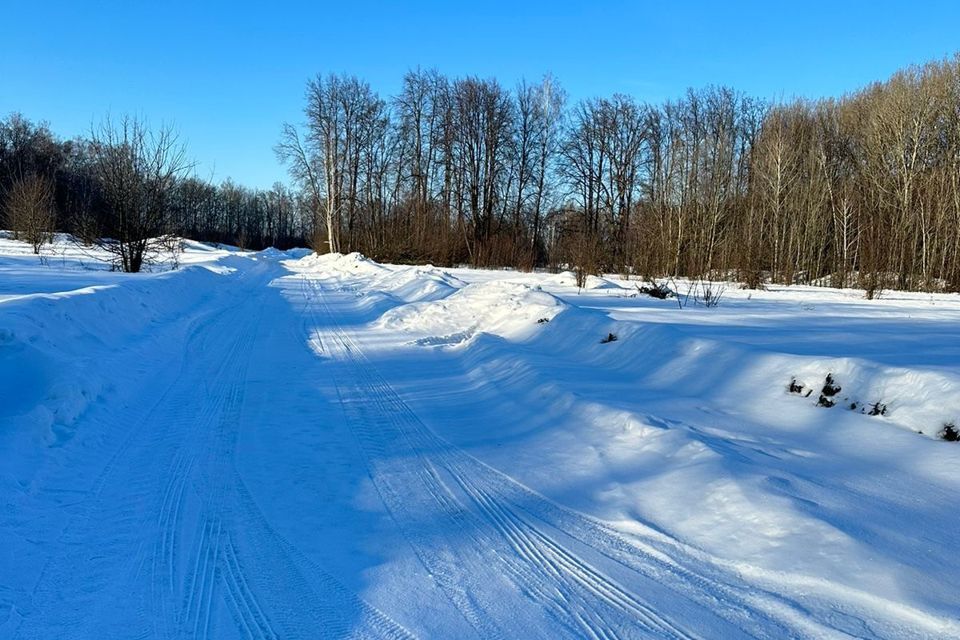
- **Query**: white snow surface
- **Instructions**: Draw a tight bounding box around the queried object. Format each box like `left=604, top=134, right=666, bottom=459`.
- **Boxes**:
left=2, top=234, right=960, bottom=639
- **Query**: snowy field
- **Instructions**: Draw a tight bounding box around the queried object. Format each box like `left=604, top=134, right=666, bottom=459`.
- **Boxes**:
left=2, top=234, right=960, bottom=639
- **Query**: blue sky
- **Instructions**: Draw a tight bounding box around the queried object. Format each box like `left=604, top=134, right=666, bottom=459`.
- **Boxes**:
left=2, top=1, right=958, bottom=189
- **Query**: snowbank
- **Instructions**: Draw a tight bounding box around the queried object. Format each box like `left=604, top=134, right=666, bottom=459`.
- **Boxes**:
left=293, top=251, right=386, bottom=278
left=337, top=260, right=960, bottom=633
left=288, top=251, right=464, bottom=304
left=540, top=270, right=625, bottom=290
left=0, top=267, right=229, bottom=452
left=0, top=234, right=247, bottom=488
left=369, top=265, right=464, bottom=303
left=379, top=281, right=566, bottom=345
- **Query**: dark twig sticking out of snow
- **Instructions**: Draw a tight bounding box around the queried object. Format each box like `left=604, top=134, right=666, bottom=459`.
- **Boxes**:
left=868, top=402, right=888, bottom=417
left=791, top=374, right=899, bottom=424
left=939, top=423, right=959, bottom=441
left=636, top=280, right=675, bottom=300
left=821, top=374, right=842, bottom=397
left=817, top=374, right=842, bottom=407
left=680, top=278, right=725, bottom=308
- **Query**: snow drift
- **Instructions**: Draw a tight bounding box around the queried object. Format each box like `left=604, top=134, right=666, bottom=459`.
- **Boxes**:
left=379, top=280, right=566, bottom=345
left=1, top=268, right=229, bottom=445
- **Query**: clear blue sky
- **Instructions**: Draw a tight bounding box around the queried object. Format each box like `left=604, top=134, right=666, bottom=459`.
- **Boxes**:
left=2, top=1, right=958, bottom=189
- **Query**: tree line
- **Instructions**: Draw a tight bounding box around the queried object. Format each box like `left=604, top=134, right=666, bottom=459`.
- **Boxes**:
left=0, top=114, right=307, bottom=269
left=3, top=54, right=960, bottom=291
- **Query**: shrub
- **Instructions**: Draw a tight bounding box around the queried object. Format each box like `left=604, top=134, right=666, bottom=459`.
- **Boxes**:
left=741, top=269, right=765, bottom=290
left=4, top=174, right=55, bottom=254
left=637, top=279, right=674, bottom=299
left=681, top=278, right=725, bottom=308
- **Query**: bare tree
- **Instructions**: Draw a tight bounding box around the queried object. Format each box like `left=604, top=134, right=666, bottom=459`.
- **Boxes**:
left=88, top=116, right=191, bottom=272
left=511, top=75, right=566, bottom=266
left=4, top=173, right=55, bottom=253
left=279, top=75, right=387, bottom=254
left=529, top=75, right=566, bottom=265
left=450, top=77, right=514, bottom=264
left=277, top=123, right=325, bottom=251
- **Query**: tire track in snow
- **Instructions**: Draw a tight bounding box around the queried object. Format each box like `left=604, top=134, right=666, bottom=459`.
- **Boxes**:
left=222, top=465, right=418, bottom=640
left=151, top=450, right=193, bottom=637
left=448, top=464, right=686, bottom=639
left=302, top=275, right=498, bottom=639
left=14, top=261, right=423, bottom=639
left=308, top=280, right=591, bottom=637
left=304, top=277, right=721, bottom=639
left=13, top=272, right=267, bottom=640
left=303, top=273, right=839, bottom=638
left=149, top=320, right=246, bottom=640
left=178, top=278, right=269, bottom=640
left=152, top=290, right=259, bottom=639
left=220, top=535, right=279, bottom=640
left=158, top=267, right=417, bottom=640
left=167, top=267, right=417, bottom=640
left=405, top=413, right=730, bottom=639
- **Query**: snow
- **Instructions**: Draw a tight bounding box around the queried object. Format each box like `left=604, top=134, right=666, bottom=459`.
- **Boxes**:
left=378, top=281, right=565, bottom=345
left=2, top=234, right=960, bottom=638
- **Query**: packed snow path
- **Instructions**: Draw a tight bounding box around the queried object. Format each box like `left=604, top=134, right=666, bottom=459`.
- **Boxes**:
left=3, top=245, right=960, bottom=638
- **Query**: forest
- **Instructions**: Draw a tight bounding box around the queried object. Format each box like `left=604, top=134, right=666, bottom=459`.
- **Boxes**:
left=3, top=54, right=960, bottom=292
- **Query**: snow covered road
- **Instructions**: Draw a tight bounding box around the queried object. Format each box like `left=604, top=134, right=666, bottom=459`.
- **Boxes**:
left=302, top=277, right=751, bottom=639
left=3, top=243, right=960, bottom=638
left=4, top=258, right=418, bottom=638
